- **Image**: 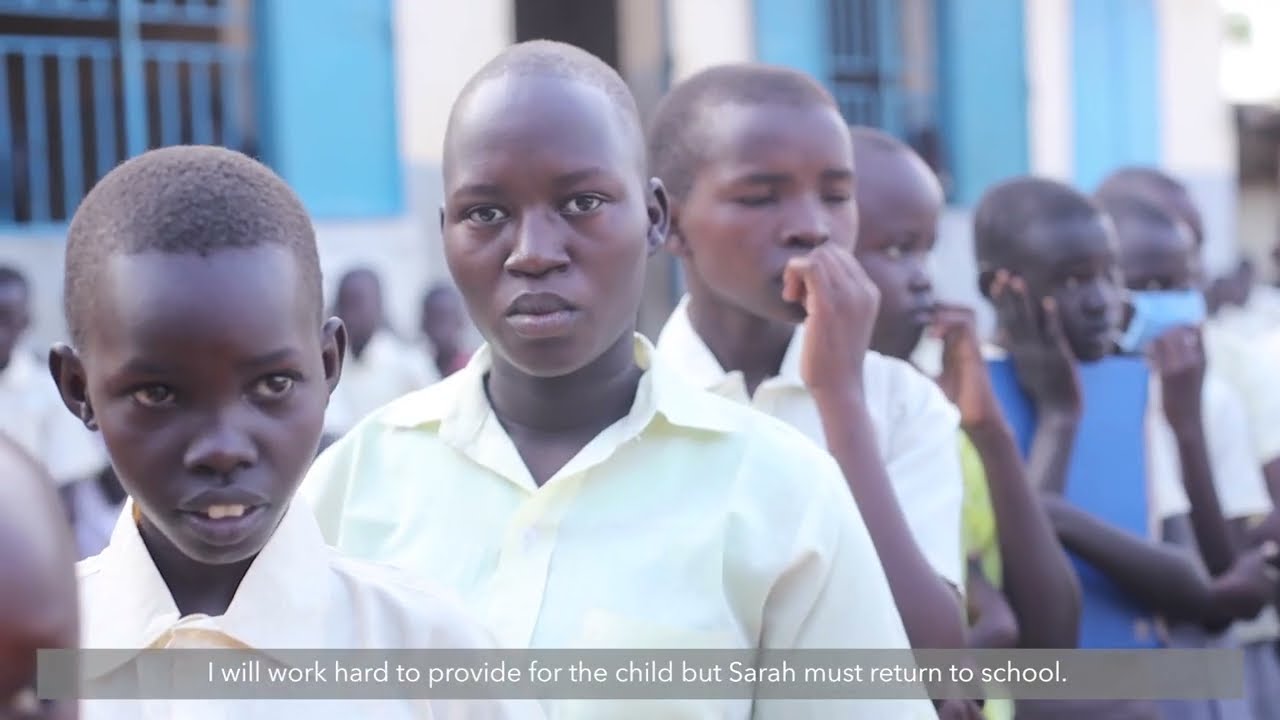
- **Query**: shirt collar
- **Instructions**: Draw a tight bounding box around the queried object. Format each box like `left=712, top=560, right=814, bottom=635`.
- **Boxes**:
left=84, top=498, right=332, bottom=674
left=379, top=331, right=741, bottom=439
left=654, top=295, right=806, bottom=397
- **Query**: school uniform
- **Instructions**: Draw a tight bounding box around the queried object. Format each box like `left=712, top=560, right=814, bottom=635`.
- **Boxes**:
left=302, top=334, right=937, bottom=720
left=1147, top=372, right=1269, bottom=720
left=78, top=499, right=540, bottom=720
left=0, top=346, right=106, bottom=486
left=656, top=296, right=966, bottom=591
left=324, top=329, right=439, bottom=436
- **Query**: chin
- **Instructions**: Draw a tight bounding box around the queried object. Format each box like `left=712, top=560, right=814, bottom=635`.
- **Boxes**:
left=494, top=337, right=596, bottom=379
left=1071, top=338, right=1113, bottom=364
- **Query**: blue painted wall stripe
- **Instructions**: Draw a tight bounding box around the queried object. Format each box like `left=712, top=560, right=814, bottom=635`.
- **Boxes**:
left=1072, top=0, right=1161, bottom=190
left=254, top=0, right=402, bottom=219
left=936, top=0, right=1029, bottom=206
left=753, top=0, right=830, bottom=82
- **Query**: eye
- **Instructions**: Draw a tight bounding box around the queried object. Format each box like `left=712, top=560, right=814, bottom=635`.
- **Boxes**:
left=822, top=193, right=852, bottom=205
left=251, top=374, right=295, bottom=400
left=883, top=244, right=904, bottom=260
left=465, top=206, right=509, bottom=225
left=131, top=385, right=175, bottom=408
left=561, top=194, right=605, bottom=215
left=735, top=195, right=775, bottom=207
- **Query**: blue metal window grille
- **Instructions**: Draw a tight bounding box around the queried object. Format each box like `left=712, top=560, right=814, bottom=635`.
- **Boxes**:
left=0, top=0, right=253, bottom=225
left=828, top=0, right=947, bottom=182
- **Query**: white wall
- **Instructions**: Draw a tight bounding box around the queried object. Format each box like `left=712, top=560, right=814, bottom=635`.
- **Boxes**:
left=1025, top=0, right=1074, bottom=181
left=1157, top=0, right=1240, bottom=275
left=666, top=0, right=754, bottom=81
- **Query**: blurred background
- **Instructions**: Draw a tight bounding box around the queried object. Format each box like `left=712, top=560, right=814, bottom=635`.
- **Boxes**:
left=0, top=0, right=1277, bottom=348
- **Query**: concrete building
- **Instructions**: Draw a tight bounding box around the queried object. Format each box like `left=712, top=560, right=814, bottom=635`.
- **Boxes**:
left=0, top=0, right=1247, bottom=348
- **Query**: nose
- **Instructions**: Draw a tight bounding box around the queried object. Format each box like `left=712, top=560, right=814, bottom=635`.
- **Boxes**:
left=1080, top=280, right=1110, bottom=317
left=505, top=209, right=570, bottom=277
left=184, top=409, right=258, bottom=477
left=781, top=196, right=830, bottom=249
left=907, top=257, right=933, bottom=296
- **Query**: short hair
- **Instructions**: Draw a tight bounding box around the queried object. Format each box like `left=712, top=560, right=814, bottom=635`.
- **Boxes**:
left=649, top=63, right=839, bottom=200
left=444, top=40, right=643, bottom=176
left=64, top=145, right=320, bottom=349
left=974, top=177, right=1106, bottom=273
left=848, top=125, right=911, bottom=155
left=1096, top=166, right=1201, bottom=243
left=1094, top=191, right=1183, bottom=241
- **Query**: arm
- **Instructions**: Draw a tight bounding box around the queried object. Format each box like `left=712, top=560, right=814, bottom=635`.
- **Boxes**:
left=966, top=558, right=1019, bottom=649
left=932, top=302, right=1081, bottom=648
left=816, top=389, right=968, bottom=650
left=1045, top=497, right=1272, bottom=630
left=1150, top=328, right=1236, bottom=575
left=967, top=419, right=1081, bottom=648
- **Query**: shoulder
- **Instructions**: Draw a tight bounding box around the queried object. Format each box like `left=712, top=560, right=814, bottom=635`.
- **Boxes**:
left=863, top=350, right=959, bottom=427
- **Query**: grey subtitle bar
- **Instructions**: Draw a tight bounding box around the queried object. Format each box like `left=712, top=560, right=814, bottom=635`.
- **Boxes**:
left=38, top=649, right=1243, bottom=701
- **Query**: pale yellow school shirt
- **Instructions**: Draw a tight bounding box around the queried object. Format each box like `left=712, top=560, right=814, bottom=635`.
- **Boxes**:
left=0, top=346, right=106, bottom=485
left=656, top=296, right=966, bottom=590
left=301, top=335, right=938, bottom=720
left=324, top=329, right=439, bottom=435
left=1202, top=320, right=1280, bottom=466
left=78, top=499, right=542, bottom=720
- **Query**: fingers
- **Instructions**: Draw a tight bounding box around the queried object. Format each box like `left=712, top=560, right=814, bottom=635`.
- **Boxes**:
left=1147, top=326, right=1204, bottom=374
left=991, top=270, right=1039, bottom=343
left=781, top=255, right=812, bottom=305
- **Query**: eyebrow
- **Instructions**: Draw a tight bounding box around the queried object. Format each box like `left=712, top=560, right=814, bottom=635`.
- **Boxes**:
left=240, top=348, right=302, bottom=369
left=118, top=348, right=300, bottom=377
left=732, top=169, right=854, bottom=185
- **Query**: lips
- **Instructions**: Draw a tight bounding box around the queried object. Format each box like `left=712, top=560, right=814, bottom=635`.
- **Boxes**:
left=504, top=292, right=579, bottom=339
left=175, top=488, right=271, bottom=547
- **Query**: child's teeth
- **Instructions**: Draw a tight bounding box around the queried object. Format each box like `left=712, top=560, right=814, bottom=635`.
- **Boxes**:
left=205, top=504, right=247, bottom=520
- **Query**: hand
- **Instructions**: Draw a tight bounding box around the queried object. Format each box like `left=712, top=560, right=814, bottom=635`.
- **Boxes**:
left=1211, top=540, right=1280, bottom=619
left=1147, top=326, right=1206, bottom=434
left=991, top=270, right=1081, bottom=418
left=932, top=304, right=1003, bottom=431
left=782, top=244, right=880, bottom=394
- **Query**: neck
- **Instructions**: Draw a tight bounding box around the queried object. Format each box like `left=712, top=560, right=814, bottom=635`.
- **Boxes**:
left=486, top=329, right=643, bottom=435
left=685, top=280, right=794, bottom=394
left=138, top=518, right=253, bottom=617
left=350, top=332, right=374, bottom=360
left=871, top=326, right=920, bottom=363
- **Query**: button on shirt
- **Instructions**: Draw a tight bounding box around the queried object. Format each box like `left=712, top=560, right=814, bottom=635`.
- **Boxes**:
left=78, top=500, right=541, bottom=720
left=301, top=335, right=937, bottom=720
left=656, top=297, right=966, bottom=590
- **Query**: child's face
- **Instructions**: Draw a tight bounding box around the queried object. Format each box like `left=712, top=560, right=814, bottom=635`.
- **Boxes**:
left=670, top=102, right=856, bottom=324
left=442, top=74, right=665, bottom=377
left=1116, top=220, right=1196, bottom=292
left=852, top=149, right=941, bottom=359
left=1010, top=217, right=1125, bottom=362
left=55, top=246, right=342, bottom=566
left=0, top=280, right=29, bottom=369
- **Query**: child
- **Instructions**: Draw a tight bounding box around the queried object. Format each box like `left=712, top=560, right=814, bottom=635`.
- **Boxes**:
left=50, top=145, right=538, bottom=720
left=0, top=434, right=79, bottom=720
left=849, top=127, right=1082, bottom=720
left=1096, top=182, right=1280, bottom=720
left=974, top=176, right=1279, bottom=718
left=0, top=265, right=108, bottom=501
left=302, top=41, right=934, bottom=719
left=648, top=63, right=967, bottom=657
left=324, top=267, right=438, bottom=435
left=420, top=283, right=471, bottom=377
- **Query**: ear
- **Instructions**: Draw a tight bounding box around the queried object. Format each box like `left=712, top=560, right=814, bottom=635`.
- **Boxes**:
left=663, top=193, right=693, bottom=260
left=48, top=343, right=97, bottom=431
left=320, top=317, right=347, bottom=396
left=977, top=268, right=997, bottom=300
left=645, top=178, right=671, bottom=258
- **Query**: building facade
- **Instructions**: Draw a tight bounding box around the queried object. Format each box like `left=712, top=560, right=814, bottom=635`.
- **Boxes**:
left=0, top=0, right=1241, bottom=348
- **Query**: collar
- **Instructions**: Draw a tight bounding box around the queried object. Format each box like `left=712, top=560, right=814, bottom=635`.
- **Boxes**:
left=380, top=332, right=740, bottom=439
left=84, top=499, right=332, bottom=675
left=654, top=295, right=806, bottom=399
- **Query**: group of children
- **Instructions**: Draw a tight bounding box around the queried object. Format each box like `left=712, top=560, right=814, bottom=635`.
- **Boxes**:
left=4, top=38, right=1280, bottom=720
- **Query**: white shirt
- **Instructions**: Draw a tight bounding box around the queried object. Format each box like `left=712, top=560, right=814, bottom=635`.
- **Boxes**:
left=324, top=330, right=439, bottom=435
left=78, top=500, right=541, bottom=720
left=1147, top=372, right=1271, bottom=523
left=1203, top=319, right=1280, bottom=464
left=302, top=335, right=937, bottom=720
left=0, top=346, right=107, bottom=486
left=655, top=297, right=966, bottom=590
